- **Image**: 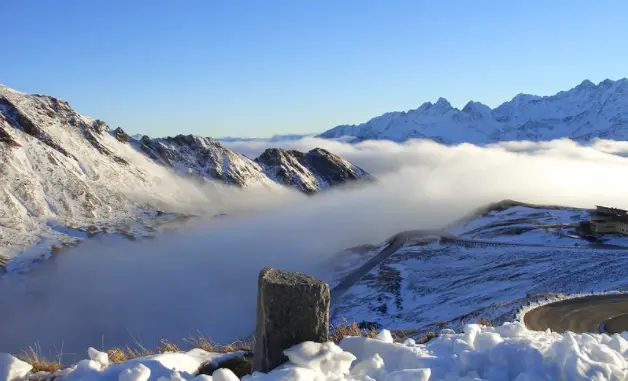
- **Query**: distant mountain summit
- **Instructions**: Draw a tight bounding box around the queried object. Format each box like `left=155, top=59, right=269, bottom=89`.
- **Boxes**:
left=318, top=78, right=628, bottom=143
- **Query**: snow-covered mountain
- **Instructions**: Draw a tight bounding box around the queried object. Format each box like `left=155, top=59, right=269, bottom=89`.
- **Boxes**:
left=256, top=148, right=370, bottom=193
left=0, top=85, right=369, bottom=263
left=318, top=78, right=628, bottom=144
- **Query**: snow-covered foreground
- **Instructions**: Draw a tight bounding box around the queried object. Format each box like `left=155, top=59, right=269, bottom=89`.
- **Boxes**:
left=5, top=322, right=628, bottom=381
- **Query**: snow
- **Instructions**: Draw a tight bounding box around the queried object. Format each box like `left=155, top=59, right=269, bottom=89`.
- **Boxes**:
left=0, top=353, right=32, bottom=381
left=0, top=84, right=365, bottom=270
left=89, top=347, right=110, bottom=367
left=11, top=321, right=628, bottom=380
left=118, top=364, right=151, bottom=381
left=213, top=369, right=240, bottom=381
left=50, top=349, right=244, bottom=381
left=330, top=203, right=628, bottom=334
left=318, top=78, right=628, bottom=144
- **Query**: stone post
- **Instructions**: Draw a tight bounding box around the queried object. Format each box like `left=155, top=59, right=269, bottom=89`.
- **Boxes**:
left=253, top=267, right=330, bottom=373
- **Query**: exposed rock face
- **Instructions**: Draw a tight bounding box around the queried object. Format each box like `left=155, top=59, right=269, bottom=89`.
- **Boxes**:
left=114, top=127, right=130, bottom=143
left=0, top=84, right=373, bottom=261
left=254, top=268, right=330, bottom=373
left=0, top=84, right=370, bottom=192
left=135, top=134, right=270, bottom=186
left=0, top=95, right=75, bottom=159
left=255, top=148, right=370, bottom=193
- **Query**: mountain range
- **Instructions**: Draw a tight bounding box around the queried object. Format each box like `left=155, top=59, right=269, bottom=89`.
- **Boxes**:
left=318, top=78, right=628, bottom=144
left=0, top=85, right=369, bottom=263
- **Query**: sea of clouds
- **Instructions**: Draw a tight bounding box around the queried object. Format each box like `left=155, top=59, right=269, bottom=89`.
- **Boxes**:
left=2, top=137, right=628, bottom=359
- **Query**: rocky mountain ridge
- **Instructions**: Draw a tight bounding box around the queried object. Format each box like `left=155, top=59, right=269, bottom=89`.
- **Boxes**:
left=0, top=84, right=369, bottom=190
left=318, top=78, right=628, bottom=144
left=255, top=147, right=370, bottom=193
left=0, top=84, right=369, bottom=262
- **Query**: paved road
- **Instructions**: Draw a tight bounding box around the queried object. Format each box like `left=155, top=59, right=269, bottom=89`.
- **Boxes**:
left=524, top=294, right=628, bottom=333
left=451, top=238, right=628, bottom=251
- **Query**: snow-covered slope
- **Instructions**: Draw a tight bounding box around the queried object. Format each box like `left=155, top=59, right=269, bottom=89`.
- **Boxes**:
left=319, top=78, right=628, bottom=144
left=132, top=134, right=271, bottom=186
left=0, top=85, right=216, bottom=263
left=327, top=202, right=628, bottom=337
left=255, top=148, right=370, bottom=193
left=0, top=85, right=368, bottom=264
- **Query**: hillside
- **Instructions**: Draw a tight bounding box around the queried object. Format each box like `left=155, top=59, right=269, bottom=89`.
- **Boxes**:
left=327, top=202, right=628, bottom=336
left=318, top=78, right=628, bottom=144
left=0, top=85, right=369, bottom=266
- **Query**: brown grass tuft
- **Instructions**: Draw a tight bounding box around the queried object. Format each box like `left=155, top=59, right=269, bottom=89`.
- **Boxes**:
left=157, top=338, right=180, bottom=353
left=330, top=321, right=378, bottom=344
left=477, top=317, right=494, bottom=327
left=20, top=344, right=62, bottom=373
left=106, top=348, right=129, bottom=363
left=107, top=346, right=153, bottom=363
left=184, top=334, right=216, bottom=352
left=417, top=331, right=437, bottom=344
left=0, top=254, right=10, bottom=268
left=184, top=334, right=253, bottom=353
left=221, top=340, right=254, bottom=353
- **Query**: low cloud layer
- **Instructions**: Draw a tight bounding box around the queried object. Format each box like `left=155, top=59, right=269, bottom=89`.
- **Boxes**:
left=2, top=137, right=628, bottom=358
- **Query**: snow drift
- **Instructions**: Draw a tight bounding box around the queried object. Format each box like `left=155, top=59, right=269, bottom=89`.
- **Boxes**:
left=4, top=322, right=628, bottom=380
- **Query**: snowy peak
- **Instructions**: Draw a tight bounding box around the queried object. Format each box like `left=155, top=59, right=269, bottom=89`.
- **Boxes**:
left=319, top=78, right=628, bottom=143
left=133, top=133, right=269, bottom=186
left=576, top=79, right=595, bottom=89
left=434, top=97, right=452, bottom=109
left=255, top=147, right=370, bottom=193
left=0, top=84, right=374, bottom=262
left=462, top=101, right=492, bottom=120
left=0, top=84, right=369, bottom=193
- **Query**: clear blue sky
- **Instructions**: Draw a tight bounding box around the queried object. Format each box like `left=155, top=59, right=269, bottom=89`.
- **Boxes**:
left=2, top=0, right=627, bottom=137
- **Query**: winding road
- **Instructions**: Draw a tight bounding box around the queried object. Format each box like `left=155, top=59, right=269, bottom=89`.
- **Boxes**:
left=524, top=294, right=628, bottom=334
left=330, top=231, right=628, bottom=334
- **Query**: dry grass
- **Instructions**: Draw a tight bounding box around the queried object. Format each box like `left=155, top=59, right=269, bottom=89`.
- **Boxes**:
left=19, top=344, right=63, bottom=373
left=330, top=321, right=378, bottom=344
left=0, top=254, right=9, bottom=269
left=107, top=346, right=154, bottom=363
left=417, top=331, right=437, bottom=344
left=157, top=338, right=181, bottom=353
left=477, top=317, right=494, bottom=327
left=184, top=334, right=253, bottom=353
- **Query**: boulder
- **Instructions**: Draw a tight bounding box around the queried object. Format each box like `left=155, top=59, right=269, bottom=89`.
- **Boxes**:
left=253, top=268, right=330, bottom=373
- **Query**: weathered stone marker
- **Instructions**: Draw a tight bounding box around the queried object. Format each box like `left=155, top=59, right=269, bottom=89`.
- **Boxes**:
left=253, top=267, right=330, bottom=373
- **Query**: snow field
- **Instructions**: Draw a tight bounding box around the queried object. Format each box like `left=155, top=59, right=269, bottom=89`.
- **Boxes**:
left=4, top=321, right=628, bottom=380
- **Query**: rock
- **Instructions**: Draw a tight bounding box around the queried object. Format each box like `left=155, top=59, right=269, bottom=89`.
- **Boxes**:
left=253, top=268, right=330, bottom=373
left=255, top=148, right=370, bottom=193
left=115, top=127, right=130, bottom=143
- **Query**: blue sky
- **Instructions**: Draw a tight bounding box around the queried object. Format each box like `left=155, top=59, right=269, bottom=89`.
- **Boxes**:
left=2, top=0, right=627, bottom=137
